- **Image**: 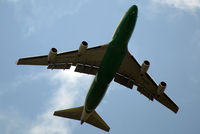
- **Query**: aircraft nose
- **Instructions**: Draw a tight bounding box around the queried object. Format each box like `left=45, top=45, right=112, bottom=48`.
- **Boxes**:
left=130, top=5, right=138, bottom=16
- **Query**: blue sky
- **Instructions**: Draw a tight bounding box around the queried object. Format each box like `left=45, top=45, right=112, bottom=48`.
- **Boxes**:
left=0, top=0, right=200, bottom=134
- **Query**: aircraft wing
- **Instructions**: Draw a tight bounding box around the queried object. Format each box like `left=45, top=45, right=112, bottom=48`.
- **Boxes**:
left=17, top=45, right=178, bottom=113
left=115, top=51, right=179, bottom=113
left=16, top=44, right=108, bottom=75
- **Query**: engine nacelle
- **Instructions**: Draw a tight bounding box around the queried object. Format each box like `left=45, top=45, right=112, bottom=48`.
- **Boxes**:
left=140, top=60, right=150, bottom=75
left=48, top=48, right=57, bottom=63
left=78, top=41, right=88, bottom=55
left=157, top=81, right=166, bottom=95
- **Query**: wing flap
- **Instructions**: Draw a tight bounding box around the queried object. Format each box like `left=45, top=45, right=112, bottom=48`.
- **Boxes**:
left=114, top=73, right=134, bottom=89
left=137, top=87, right=154, bottom=101
left=47, top=63, right=72, bottom=70
left=75, top=64, right=99, bottom=75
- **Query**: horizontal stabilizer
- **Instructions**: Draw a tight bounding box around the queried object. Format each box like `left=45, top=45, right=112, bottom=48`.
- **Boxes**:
left=54, top=106, right=83, bottom=120
left=54, top=106, right=110, bottom=132
left=87, top=110, right=110, bottom=132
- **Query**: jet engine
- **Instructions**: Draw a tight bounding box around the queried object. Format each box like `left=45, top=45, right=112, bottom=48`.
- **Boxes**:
left=140, top=60, right=150, bottom=75
left=48, top=48, right=57, bottom=63
left=157, top=81, right=166, bottom=95
left=78, top=41, right=88, bottom=55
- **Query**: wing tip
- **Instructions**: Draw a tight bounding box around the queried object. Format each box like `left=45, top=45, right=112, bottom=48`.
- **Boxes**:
left=15, top=59, right=20, bottom=65
left=106, top=127, right=110, bottom=132
left=174, top=107, right=179, bottom=114
left=53, top=111, right=57, bottom=116
left=53, top=110, right=65, bottom=117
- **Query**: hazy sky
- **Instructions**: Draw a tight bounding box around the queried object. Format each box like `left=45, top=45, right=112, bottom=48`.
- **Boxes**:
left=0, top=0, right=200, bottom=134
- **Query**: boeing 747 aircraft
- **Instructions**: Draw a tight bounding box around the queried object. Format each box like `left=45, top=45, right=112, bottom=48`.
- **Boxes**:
left=16, top=5, right=179, bottom=132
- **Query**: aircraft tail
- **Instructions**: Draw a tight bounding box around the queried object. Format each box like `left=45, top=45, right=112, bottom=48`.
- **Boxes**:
left=54, top=106, right=110, bottom=132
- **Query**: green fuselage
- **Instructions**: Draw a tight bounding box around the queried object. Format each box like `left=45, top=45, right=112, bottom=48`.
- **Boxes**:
left=84, top=5, right=138, bottom=113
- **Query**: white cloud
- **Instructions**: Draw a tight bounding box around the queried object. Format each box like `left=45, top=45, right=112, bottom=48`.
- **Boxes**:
left=0, top=67, right=93, bottom=134
left=152, top=0, right=200, bottom=11
left=28, top=68, right=92, bottom=134
left=29, top=112, right=71, bottom=134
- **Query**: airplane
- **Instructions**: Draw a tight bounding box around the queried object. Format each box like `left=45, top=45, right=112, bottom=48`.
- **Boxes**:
left=16, top=5, right=179, bottom=132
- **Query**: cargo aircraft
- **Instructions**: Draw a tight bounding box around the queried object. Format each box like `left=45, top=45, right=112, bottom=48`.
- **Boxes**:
left=16, top=5, right=179, bottom=132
